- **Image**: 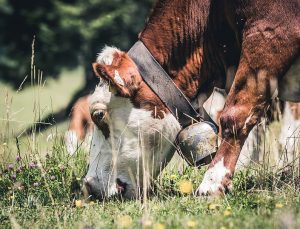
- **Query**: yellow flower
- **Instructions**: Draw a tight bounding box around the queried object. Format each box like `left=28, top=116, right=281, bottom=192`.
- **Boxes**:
left=220, top=226, right=227, bottom=229
left=75, top=200, right=83, bottom=208
left=117, top=215, right=132, bottom=228
left=89, top=201, right=95, bottom=205
left=154, top=223, right=165, bottom=229
left=170, top=174, right=177, bottom=179
left=186, top=220, right=197, bottom=228
left=223, top=210, right=231, bottom=216
left=178, top=180, right=193, bottom=194
left=275, top=203, right=283, bottom=209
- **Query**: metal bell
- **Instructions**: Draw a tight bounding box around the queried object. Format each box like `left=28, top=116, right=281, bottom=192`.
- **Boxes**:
left=177, top=121, right=218, bottom=167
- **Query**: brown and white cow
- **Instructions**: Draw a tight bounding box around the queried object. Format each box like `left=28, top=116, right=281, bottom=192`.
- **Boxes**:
left=84, top=0, right=299, bottom=199
left=65, top=95, right=94, bottom=155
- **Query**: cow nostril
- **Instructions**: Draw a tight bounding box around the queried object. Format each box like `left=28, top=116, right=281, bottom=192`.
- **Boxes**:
left=116, top=178, right=127, bottom=194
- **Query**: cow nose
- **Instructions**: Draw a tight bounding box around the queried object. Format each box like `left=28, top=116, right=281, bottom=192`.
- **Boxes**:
left=116, top=178, right=127, bottom=194
left=83, top=176, right=103, bottom=199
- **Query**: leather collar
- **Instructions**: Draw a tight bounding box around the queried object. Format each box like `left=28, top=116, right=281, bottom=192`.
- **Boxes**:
left=128, top=40, right=218, bottom=129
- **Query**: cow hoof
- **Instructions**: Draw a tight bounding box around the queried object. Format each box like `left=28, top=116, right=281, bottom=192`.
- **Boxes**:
left=196, top=180, right=229, bottom=197
left=195, top=158, right=232, bottom=197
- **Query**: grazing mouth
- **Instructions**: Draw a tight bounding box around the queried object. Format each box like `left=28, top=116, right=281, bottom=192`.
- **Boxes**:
left=83, top=177, right=128, bottom=201
left=116, top=178, right=127, bottom=196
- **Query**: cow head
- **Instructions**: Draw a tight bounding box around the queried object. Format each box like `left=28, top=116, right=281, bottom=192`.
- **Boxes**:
left=84, top=46, right=181, bottom=200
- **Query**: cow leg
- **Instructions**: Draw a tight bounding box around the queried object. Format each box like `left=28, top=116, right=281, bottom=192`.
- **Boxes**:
left=197, top=31, right=298, bottom=196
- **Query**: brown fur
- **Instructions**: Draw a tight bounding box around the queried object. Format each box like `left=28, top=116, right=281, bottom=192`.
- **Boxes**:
left=69, top=96, right=93, bottom=140
left=93, top=0, right=299, bottom=195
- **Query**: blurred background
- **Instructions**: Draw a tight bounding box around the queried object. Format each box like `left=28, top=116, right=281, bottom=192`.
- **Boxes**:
left=0, top=0, right=154, bottom=136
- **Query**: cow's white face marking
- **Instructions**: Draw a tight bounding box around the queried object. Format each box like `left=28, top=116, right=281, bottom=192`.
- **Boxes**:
left=114, top=70, right=125, bottom=86
left=197, top=157, right=231, bottom=195
left=86, top=46, right=181, bottom=199
left=96, top=46, right=121, bottom=65
left=86, top=84, right=181, bottom=199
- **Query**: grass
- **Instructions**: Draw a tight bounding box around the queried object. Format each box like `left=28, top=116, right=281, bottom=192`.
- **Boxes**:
left=0, top=64, right=300, bottom=228
left=0, top=145, right=300, bottom=228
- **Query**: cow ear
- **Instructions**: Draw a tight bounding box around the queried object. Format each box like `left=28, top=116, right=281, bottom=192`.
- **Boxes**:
left=92, top=63, right=108, bottom=79
left=92, top=62, right=130, bottom=96
left=92, top=63, right=126, bottom=86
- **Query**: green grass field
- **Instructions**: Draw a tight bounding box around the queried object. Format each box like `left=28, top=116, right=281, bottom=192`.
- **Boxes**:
left=0, top=69, right=299, bottom=229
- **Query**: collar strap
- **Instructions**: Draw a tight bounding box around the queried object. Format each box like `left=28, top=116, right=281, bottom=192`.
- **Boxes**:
left=128, top=40, right=218, bottom=128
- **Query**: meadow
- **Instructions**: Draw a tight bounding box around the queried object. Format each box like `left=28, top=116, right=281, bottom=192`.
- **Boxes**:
left=0, top=68, right=299, bottom=229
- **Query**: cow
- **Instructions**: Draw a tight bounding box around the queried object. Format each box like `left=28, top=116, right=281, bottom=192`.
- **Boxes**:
left=84, top=0, right=299, bottom=199
left=65, top=95, right=94, bottom=155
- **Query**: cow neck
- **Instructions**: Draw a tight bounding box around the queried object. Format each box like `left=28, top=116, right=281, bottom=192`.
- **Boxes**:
left=139, top=0, right=212, bottom=100
left=129, top=41, right=200, bottom=127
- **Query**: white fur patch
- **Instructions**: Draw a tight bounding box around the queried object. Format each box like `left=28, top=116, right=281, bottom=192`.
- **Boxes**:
left=114, top=70, right=125, bottom=86
left=96, top=46, right=121, bottom=65
left=197, top=157, right=230, bottom=195
left=86, top=84, right=181, bottom=198
left=88, top=84, right=112, bottom=112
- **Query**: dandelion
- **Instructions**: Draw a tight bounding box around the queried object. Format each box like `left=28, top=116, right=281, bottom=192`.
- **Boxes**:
left=178, top=180, right=193, bottom=194
left=89, top=201, right=95, bottom=205
left=170, top=174, right=177, bottom=179
left=223, top=209, right=231, bottom=216
left=220, top=226, right=227, bottom=229
left=154, top=223, right=165, bottom=229
left=3, top=142, right=7, bottom=146
left=117, top=215, right=132, bottom=228
left=75, top=200, right=83, bottom=208
left=186, top=220, right=197, bottom=228
left=275, top=203, right=283, bottom=209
